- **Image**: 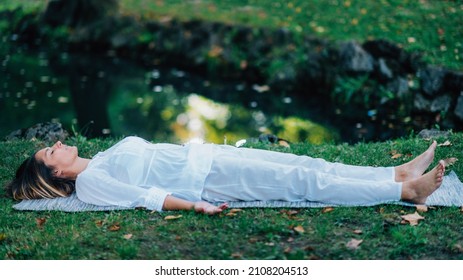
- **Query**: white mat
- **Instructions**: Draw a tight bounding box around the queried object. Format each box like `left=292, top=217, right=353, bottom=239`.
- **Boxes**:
left=13, top=171, right=463, bottom=212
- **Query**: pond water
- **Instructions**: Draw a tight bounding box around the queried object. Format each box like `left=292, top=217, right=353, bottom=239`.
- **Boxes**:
left=1, top=39, right=339, bottom=145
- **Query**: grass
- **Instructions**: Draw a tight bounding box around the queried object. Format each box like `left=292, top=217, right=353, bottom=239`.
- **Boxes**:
left=0, top=133, right=462, bottom=260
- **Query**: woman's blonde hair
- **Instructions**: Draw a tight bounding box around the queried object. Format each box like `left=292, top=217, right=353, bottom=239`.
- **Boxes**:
left=5, top=154, right=75, bottom=200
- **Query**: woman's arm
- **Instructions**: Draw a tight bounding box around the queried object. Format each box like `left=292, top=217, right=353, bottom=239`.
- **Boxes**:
left=162, top=195, right=228, bottom=215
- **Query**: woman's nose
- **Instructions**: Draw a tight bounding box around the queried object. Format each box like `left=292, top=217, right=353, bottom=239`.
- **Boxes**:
left=54, top=141, right=62, bottom=148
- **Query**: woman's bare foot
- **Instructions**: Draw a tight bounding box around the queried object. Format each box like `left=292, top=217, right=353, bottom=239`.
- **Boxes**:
left=401, top=160, right=445, bottom=204
left=394, top=141, right=437, bottom=182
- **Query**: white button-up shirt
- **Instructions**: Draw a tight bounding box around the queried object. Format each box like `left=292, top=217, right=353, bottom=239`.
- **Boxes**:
left=76, top=136, right=213, bottom=211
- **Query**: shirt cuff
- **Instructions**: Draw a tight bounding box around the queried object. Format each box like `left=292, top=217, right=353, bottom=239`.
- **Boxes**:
left=144, top=187, right=171, bottom=212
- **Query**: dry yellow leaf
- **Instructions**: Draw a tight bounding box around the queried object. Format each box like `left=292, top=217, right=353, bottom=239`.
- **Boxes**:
left=164, top=215, right=183, bottom=220
left=438, top=140, right=452, bottom=147
left=229, top=208, right=243, bottom=213
left=293, top=225, right=305, bottom=234
left=353, top=229, right=363, bottom=235
left=322, top=207, right=334, bottom=213
left=401, top=211, right=425, bottom=226
left=36, top=217, right=46, bottom=228
left=231, top=252, right=243, bottom=258
left=391, top=153, right=403, bottom=159
left=346, top=238, right=363, bottom=249
left=108, top=223, right=121, bottom=231
left=123, top=234, right=133, bottom=240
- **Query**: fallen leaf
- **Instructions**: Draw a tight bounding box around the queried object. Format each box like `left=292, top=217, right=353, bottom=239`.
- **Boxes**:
left=108, top=223, right=121, bottom=231
left=123, top=234, right=133, bottom=240
left=287, top=237, right=295, bottom=242
left=36, top=218, right=46, bottom=228
left=249, top=237, right=259, bottom=243
left=346, top=238, right=363, bottom=249
left=229, top=208, right=243, bottom=214
left=353, top=229, right=363, bottom=235
left=416, top=205, right=428, bottom=212
left=278, top=140, right=290, bottom=148
left=401, top=211, right=425, bottom=226
left=231, top=252, right=243, bottom=258
left=322, top=207, right=334, bottom=213
left=280, top=209, right=299, bottom=216
left=164, top=215, right=183, bottom=220
left=175, top=235, right=182, bottom=241
left=391, top=153, right=403, bottom=159
left=453, top=244, right=463, bottom=253
left=443, top=157, right=458, bottom=167
left=438, top=140, right=452, bottom=147
left=390, top=149, right=404, bottom=159
left=284, top=247, right=292, bottom=253
left=293, top=225, right=305, bottom=234
left=0, top=233, right=7, bottom=242
left=304, top=246, right=315, bottom=251
left=225, top=212, right=237, bottom=217
left=95, top=220, right=104, bottom=227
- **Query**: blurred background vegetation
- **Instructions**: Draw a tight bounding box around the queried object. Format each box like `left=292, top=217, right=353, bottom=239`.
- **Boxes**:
left=0, top=0, right=462, bottom=145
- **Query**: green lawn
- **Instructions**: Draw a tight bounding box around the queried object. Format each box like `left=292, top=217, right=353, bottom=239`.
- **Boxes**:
left=1, top=133, right=462, bottom=259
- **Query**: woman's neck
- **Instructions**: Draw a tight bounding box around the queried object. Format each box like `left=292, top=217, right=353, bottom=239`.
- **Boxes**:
left=68, top=157, right=91, bottom=180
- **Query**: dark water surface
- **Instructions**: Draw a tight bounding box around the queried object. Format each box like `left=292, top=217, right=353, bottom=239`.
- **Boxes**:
left=0, top=40, right=338, bottom=144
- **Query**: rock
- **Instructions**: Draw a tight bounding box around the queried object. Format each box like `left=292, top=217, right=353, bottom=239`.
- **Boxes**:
left=378, top=58, right=393, bottom=80
left=363, top=39, right=421, bottom=73
left=413, top=93, right=451, bottom=113
left=413, top=93, right=431, bottom=111
left=455, top=95, right=463, bottom=121
left=386, top=76, right=409, bottom=98
left=5, top=122, right=69, bottom=142
left=418, top=66, right=446, bottom=97
left=339, top=41, right=374, bottom=73
left=444, top=70, right=463, bottom=93
left=362, top=39, right=402, bottom=60
left=430, top=95, right=452, bottom=113
left=417, top=129, right=451, bottom=139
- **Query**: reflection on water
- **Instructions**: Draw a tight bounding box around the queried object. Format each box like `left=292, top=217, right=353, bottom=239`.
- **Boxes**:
left=0, top=41, right=338, bottom=144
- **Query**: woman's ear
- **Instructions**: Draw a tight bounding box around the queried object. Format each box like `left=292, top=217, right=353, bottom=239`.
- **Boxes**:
left=53, top=169, right=64, bottom=178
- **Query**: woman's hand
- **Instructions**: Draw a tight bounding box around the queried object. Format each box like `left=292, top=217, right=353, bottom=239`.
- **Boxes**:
left=194, top=201, right=228, bottom=215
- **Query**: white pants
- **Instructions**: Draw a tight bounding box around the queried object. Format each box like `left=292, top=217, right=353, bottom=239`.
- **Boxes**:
left=202, top=145, right=402, bottom=205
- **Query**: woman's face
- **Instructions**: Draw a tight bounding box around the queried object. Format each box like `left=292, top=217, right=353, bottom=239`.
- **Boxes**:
left=35, top=141, right=78, bottom=177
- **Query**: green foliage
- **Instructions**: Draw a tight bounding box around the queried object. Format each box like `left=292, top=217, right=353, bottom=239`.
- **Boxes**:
left=1, top=133, right=462, bottom=259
